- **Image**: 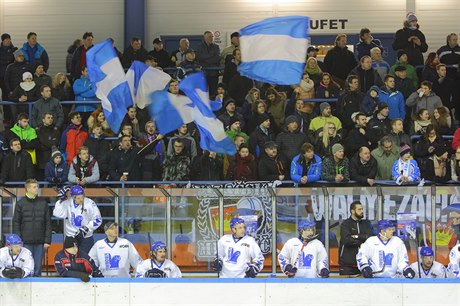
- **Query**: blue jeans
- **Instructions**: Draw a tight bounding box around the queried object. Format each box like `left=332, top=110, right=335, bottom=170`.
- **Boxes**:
left=23, top=244, right=44, bottom=277
left=78, top=236, right=95, bottom=254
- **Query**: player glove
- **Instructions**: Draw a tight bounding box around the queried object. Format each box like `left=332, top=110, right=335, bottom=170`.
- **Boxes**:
left=2, top=268, right=18, bottom=279
left=283, top=264, right=297, bottom=278
left=145, top=268, right=167, bottom=278
left=75, top=226, right=89, bottom=242
left=213, top=258, right=223, bottom=272
left=403, top=267, right=415, bottom=279
left=245, top=264, right=260, bottom=278
left=57, top=185, right=70, bottom=201
left=362, top=266, right=374, bottom=278
left=76, top=272, right=90, bottom=282
left=319, top=268, right=330, bottom=278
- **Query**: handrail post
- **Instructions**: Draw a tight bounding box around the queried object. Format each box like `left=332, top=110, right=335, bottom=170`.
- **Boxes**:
left=212, top=188, right=224, bottom=238
left=160, top=187, right=172, bottom=258
left=431, top=185, right=436, bottom=256
left=322, top=186, right=330, bottom=261
left=105, top=187, right=119, bottom=227
left=268, top=187, right=277, bottom=275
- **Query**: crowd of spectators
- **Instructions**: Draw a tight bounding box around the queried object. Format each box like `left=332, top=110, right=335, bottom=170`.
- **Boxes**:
left=0, top=13, right=460, bottom=186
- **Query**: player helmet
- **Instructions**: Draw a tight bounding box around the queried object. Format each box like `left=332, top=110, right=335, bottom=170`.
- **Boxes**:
left=378, top=220, right=394, bottom=231
left=298, top=220, right=315, bottom=235
left=230, top=217, right=245, bottom=229
left=151, top=241, right=167, bottom=252
left=420, top=246, right=434, bottom=257
left=5, top=234, right=23, bottom=246
left=70, top=185, right=84, bottom=197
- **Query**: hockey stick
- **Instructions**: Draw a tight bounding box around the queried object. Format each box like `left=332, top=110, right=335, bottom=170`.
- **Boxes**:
left=415, top=226, right=421, bottom=279
left=215, top=240, right=220, bottom=278
left=45, top=248, right=49, bottom=277
left=371, top=257, right=386, bottom=275
left=287, top=236, right=317, bottom=277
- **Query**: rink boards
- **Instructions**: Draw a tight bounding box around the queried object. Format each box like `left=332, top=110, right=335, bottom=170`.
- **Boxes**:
left=0, top=278, right=459, bottom=306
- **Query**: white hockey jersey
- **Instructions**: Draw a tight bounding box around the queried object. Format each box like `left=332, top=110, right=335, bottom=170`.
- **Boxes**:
left=0, top=247, right=34, bottom=278
left=410, top=261, right=446, bottom=278
left=447, top=243, right=460, bottom=278
left=217, top=234, right=264, bottom=278
left=53, top=197, right=102, bottom=238
left=135, top=259, right=182, bottom=278
left=88, top=237, right=143, bottom=278
left=356, top=236, right=410, bottom=278
left=278, top=238, right=328, bottom=278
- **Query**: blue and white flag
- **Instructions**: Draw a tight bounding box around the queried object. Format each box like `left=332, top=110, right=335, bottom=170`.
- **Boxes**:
left=86, top=39, right=133, bottom=133
left=126, top=61, right=171, bottom=109
left=238, top=16, right=309, bottom=85
left=149, top=90, right=194, bottom=135
left=179, top=72, right=236, bottom=155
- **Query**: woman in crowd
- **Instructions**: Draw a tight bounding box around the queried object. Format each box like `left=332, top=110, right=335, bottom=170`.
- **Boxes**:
left=421, top=52, right=440, bottom=83
left=414, top=124, right=448, bottom=175
left=305, top=58, right=322, bottom=86
left=314, top=121, right=342, bottom=159
left=411, top=108, right=431, bottom=135
left=87, top=108, right=115, bottom=137
left=51, top=72, right=73, bottom=101
left=226, top=143, right=257, bottom=181
left=432, top=106, right=453, bottom=135
left=240, top=87, right=260, bottom=123
left=424, top=146, right=451, bottom=183
left=315, top=72, right=341, bottom=99
left=451, top=146, right=460, bottom=181
left=265, top=87, right=286, bottom=132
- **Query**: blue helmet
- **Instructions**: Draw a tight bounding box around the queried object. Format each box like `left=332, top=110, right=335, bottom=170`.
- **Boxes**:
left=5, top=234, right=23, bottom=246
left=420, top=246, right=434, bottom=257
left=298, top=220, right=315, bottom=235
left=151, top=241, right=166, bottom=252
left=230, top=217, right=245, bottom=229
left=70, top=185, right=84, bottom=197
left=378, top=220, right=394, bottom=231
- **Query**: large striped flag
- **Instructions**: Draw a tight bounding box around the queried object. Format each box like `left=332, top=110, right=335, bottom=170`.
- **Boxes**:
left=238, top=16, right=309, bottom=85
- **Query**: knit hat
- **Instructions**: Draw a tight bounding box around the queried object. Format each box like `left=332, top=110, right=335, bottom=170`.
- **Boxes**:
left=397, top=49, right=407, bottom=60
left=285, top=115, right=298, bottom=126
left=264, top=141, right=278, bottom=149
left=394, top=65, right=406, bottom=72
left=399, top=143, right=411, bottom=156
left=258, top=113, right=270, bottom=125
left=332, top=143, right=344, bottom=155
left=378, top=102, right=389, bottom=112
left=223, top=98, right=235, bottom=109
left=434, top=146, right=448, bottom=157
left=63, top=236, right=77, bottom=249
left=13, top=49, right=23, bottom=58
left=228, top=116, right=240, bottom=127
left=1, top=33, right=10, bottom=41
left=51, top=147, right=62, bottom=160
left=22, top=71, right=32, bottom=81
left=407, top=13, right=417, bottom=23
left=320, top=102, right=331, bottom=114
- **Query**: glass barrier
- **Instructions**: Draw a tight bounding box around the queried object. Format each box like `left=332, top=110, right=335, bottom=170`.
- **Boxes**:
left=432, top=185, right=460, bottom=265
left=1, top=185, right=459, bottom=274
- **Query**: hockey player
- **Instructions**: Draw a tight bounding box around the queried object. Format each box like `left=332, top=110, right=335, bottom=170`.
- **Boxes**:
left=410, top=246, right=446, bottom=278
left=89, top=221, right=143, bottom=277
left=357, top=220, right=415, bottom=278
left=278, top=220, right=329, bottom=278
left=213, top=217, right=264, bottom=278
left=54, top=236, right=103, bottom=282
left=53, top=185, right=102, bottom=253
left=0, top=234, right=34, bottom=279
left=135, top=241, right=182, bottom=278
left=447, top=243, right=460, bottom=278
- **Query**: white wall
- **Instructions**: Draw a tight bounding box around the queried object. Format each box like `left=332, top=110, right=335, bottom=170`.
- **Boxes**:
left=0, top=0, right=124, bottom=76
left=1, top=279, right=459, bottom=306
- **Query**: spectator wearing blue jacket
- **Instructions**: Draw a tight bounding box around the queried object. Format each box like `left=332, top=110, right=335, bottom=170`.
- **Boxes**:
left=392, top=143, right=421, bottom=185
left=44, top=148, right=69, bottom=186
left=379, top=75, right=405, bottom=120
left=20, top=32, right=49, bottom=71
left=73, top=65, right=97, bottom=117
left=290, top=142, right=322, bottom=184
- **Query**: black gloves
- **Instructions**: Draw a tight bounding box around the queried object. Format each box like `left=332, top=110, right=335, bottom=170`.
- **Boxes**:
left=245, top=264, right=260, bottom=278
left=284, top=264, right=297, bottom=278
left=403, top=267, right=415, bottom=279
left=2, top=267, right=25, bottom=279
left=213, top=258, right=223, bottom=272
left=145, top=268, right=167, bottom=278
left=362, top=266, right=373, bottom=278
left=319, top=268, right=330, bottom=278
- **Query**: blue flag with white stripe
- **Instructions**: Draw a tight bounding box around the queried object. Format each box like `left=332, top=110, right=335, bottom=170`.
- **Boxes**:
left=126, top=61, right=171, bottom=109
left=238, top=16, right=309, bottom=85
left=86, top=39, right=133, bottom=133
left=149, top=90, right=194, bottom=135
left=179, top=73, right=236, bottom=155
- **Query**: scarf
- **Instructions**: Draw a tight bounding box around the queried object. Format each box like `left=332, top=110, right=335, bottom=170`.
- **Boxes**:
left=20, top=81, right=36, bottom=91
left=299, top=79, right=314, bottom=92
left=433, top=156, right=446, bottom=178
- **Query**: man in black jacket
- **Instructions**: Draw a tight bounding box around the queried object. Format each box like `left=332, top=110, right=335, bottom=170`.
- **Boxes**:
left=339, top=201, right=373, bottom=275
left=36, top=112, right=60, bottom=179
left=108, top=135, right=141, bottom=181
left=345, top=113, right=373, bottom=158
left=350, top=146, right=378, bottom=186
left=12, top=179, right=51, bottom=276
left=0, top=138, right=34, bottom=184
left=258, top=141, right=288, bottom=181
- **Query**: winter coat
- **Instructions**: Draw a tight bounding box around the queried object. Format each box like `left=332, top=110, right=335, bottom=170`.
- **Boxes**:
left=71, top=44, right=93, bottom=80
left=360, top=86, right=381, bottom=116
left=13, top=195, right=51, bottom=244
left=0, top=43, right=17, bottom=77
left=68, top=154, right=100, bottom=184
left=379, top=87, right=405, bottom=120
left=356, top=38, right=383, bottom=59
left=191, top=153, right=223, bottom=181
left=195, top=41, right=220, bottom=77
left=59, top=124, right=88, bottom=164
left=258, top=153, right=289, bottom=181
left=432, top=76, right=458, bottom=110
left=348, top=65, right=383, bottom=93
left=31, top=97, right=64, bottom=128
left=7, top=123, right=38, bottom=164
left=394, top=76, right=415, bottom=99
left=345, top=126, right=373, bottom=157
left=227, top=153, right=257, bottom=181
left=249, top=125, right=275, bottom=158
left=406, top=91, right=443, bottom=119
left=389, top=61, right=419, bottom=89
left=9, top=83, right=39, bottom=102
left=321, top=156, right=350, bottom=182
left=4, top=61, right=30, bottom=94
left=324, top=46, right=358, bottom=82
left=349, top=154, right=378, bottom=184
left=337, top=90, right=365, bottom=130
left=84, top=135, right=111, bottom=180
left=73, top=75, right=97, bottom=113
left=52, top=82, right=74, bottom=101
left=366, top=114, right=391, bottom=145
left=147, top=49, right=173, bottom=69
left=121, top=45, right=148, bottom=69
left=339, top=217, right=373, bottom=269
left=0, top=150, right=34, bottom=183
left=44, top=158, right=69, bottom=184
left=314, top=135, right=342, bottom=159
left=21, top=42, right=49, bottom=71
left=392, top=23, right=428, bottom=66
left=290, top=153, right=322, bottom=184
left=392, top=158, right=421, bottom=183
left=275, top=128, right=309, bottom=162
left=162, top=153, right=191, bottom=181
left=371, top=146, right=399, bottom=180
left=425, top=156, right=452, bottom=184
left=175, top=60, right=202, bottom=81
left=36, top=124, right=60, bottom=169
left=108, top=146, right=141, bottom=181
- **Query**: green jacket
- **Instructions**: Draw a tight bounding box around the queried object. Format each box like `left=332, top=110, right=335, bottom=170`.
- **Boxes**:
left=371, top=146, right=399, bottom=180
left=389, top=61, right=419, bottom=89
left=10, top=124, right=37, bottom=141
left=321, top=156, right=350, bottom=182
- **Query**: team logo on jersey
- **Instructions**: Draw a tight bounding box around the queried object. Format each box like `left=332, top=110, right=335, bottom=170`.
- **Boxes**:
left=104, top=253, right=121, bottom=270
left=71, top=213, right=84, bottom=227
left=226, top=247, right=241, bottom=264
left=300, top=254, right=314, bottom=269
left=195, top=182, right=273, bottom=260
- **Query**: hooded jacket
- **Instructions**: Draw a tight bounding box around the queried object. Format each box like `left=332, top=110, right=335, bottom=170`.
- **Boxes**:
left=392, top=22, right=428, bottom=66
left=44, top=155, right=69, bottom=184
left=68, top=154, right=100, bottom=184
left=290, top=153, right=322, bottom=183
